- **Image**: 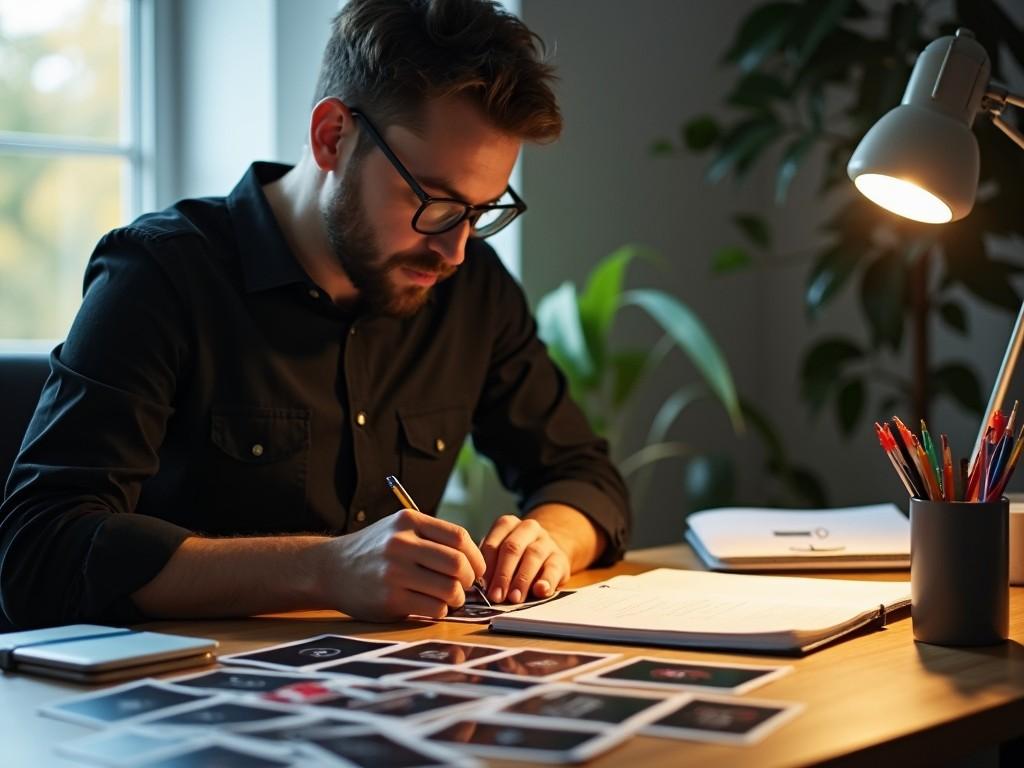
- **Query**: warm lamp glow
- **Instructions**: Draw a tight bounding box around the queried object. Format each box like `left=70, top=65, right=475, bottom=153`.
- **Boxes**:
left=852, top=173, right=953, bottom=224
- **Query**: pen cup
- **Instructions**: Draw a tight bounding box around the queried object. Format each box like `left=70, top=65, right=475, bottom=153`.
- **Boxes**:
left=910, top=497, right=1008, bottom=646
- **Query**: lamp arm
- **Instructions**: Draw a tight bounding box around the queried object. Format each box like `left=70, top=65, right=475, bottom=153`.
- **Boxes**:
left=984, top=85, right=1024, bottom=151
left=972, top=300, right=1024, bottom=468
left=970, top=83, right=1024, bottom=466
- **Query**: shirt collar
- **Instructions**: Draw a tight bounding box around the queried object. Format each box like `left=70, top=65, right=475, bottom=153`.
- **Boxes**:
left=227, top=162, right=308, bottom=293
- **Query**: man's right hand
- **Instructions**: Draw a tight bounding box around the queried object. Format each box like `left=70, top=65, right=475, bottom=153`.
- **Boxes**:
left=319, top=508, right=485, bottom=621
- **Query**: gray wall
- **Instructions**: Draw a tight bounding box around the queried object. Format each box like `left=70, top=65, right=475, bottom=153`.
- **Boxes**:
left=520, top=0, right=1024, bottom=547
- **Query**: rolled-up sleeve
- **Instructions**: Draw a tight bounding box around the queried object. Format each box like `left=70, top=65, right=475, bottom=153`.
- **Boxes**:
left=470, top=254, right=631, bottom=565
left=0, top=229, right=193, bottom=627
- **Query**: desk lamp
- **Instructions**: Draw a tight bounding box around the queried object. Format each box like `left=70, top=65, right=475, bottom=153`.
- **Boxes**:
left=847, top=27, right=1024, bottom=461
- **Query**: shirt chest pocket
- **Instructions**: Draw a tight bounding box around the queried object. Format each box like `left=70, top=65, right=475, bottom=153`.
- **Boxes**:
left=397, top=406, right=471, bottom=513
left=207, top=407, right=310, bottom=531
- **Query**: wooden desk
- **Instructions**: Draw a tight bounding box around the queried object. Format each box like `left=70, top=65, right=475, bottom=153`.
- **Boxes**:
left=3, top=544, right=1024, bottom=767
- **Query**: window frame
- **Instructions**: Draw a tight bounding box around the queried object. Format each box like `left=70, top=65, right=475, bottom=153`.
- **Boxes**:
left=0, top=0, right=152, bottom=344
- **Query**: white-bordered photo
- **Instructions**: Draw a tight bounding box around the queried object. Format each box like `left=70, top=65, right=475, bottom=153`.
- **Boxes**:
left=39, top=680, right=213, bottom=729
left=371, top=639, right=513, bottom=667
left=164, top=666, right=336, bottom=696
left=55, top=726, right=193, bottom=767
left=418, top=713, right=633, bottom=764
left=393, top=665, right=541, bottom=695
left=120, top=732, right=298, bottom=767
left=488, top=682, right=685, bottom=733
left=295, top=722, right=482, bottom=768
left=218, top=634, right=399, bottom=671
left=463, top=647, right=620, bottom=680
left=308, top=687, right=486, bottom=725
left=128, top=695, right=311, bottom=734
left=641, top=694, right=806, bottom=745
left=575, top=655, right=793, bottom=695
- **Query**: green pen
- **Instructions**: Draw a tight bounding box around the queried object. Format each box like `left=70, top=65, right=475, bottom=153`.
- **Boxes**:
left=920, top=420, right=943, bottom=494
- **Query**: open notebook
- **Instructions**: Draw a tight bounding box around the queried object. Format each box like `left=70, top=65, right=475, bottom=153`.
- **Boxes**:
left=490, top=568, right=911, bottom=654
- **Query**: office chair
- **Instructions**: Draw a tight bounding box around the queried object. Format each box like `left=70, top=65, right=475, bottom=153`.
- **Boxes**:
left=0, top=348, right=51, bottom=632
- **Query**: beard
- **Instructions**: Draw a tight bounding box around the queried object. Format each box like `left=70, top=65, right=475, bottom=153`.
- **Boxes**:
left=323, top=158, right=457, bottom=317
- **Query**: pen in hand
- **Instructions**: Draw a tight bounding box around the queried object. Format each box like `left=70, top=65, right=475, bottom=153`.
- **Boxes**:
left=384, top=474, right=491, bottom=608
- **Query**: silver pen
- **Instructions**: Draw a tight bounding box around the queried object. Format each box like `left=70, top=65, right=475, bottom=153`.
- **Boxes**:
left=385, top=475, right=491, bottom=607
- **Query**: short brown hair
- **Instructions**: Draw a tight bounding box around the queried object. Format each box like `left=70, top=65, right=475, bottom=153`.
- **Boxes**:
left=313, top=0, right=562, bottom=144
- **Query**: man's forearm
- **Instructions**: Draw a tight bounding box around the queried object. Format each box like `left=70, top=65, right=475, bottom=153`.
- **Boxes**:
left=527, top=504, right=607, bottom=572
left=131, top=535, right=331, bottom=618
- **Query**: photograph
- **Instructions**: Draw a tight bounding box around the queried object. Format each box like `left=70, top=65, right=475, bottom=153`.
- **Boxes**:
left=39, top=681, right=211, bottom=728
left=643, top=695, right=806, bottom=745
left=219, top=635, right=397, bottom=670
left=576, top=656, right=792, bottom=695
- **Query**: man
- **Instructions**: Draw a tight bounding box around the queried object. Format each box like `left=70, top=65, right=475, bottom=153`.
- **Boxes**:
left=0, top=0, right=629, bottom=628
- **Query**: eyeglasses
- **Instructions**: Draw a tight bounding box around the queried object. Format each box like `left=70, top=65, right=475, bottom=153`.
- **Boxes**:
left=350, top=110, right=526, bottom=239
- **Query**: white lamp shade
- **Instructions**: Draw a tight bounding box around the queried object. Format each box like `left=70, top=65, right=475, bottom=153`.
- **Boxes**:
left=847, top=30, right=990, bottom=223
left=847, top=104, right=979, bottom=222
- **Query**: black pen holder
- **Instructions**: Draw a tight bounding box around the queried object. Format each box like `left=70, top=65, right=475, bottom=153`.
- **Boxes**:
left=910, top=497, right=1008, bottom=646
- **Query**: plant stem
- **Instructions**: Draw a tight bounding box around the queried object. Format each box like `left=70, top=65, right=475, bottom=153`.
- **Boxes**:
left=911, top=247, right=931, bottom=423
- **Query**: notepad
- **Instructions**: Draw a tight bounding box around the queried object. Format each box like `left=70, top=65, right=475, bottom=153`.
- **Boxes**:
left=0, top=624, right=217, bottom=683
left=685, top=504, right=910, bottom=571
left=490, top=569, right=911, bottom=654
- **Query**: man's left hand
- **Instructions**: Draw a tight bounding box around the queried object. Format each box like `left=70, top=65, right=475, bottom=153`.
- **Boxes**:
left=480, top=504, right=605, bottom=604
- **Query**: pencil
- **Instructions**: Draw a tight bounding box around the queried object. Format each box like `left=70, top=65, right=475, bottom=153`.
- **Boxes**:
left=385, top=474, right=491, bottom=607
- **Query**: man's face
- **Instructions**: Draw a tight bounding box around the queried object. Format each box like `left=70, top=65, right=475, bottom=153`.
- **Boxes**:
left=323, top=97, right=520, bottom=316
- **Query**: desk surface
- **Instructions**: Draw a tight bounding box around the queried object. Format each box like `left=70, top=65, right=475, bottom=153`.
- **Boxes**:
left=3, top=544, right=1024, bottom=768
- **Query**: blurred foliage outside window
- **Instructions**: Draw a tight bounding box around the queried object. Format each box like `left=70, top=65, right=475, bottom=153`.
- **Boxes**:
left=0, top=0, right=132, bottom=340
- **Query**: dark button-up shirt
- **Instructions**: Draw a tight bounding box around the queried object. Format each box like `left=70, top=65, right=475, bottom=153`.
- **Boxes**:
left=0, top=162, right=630, bottom=628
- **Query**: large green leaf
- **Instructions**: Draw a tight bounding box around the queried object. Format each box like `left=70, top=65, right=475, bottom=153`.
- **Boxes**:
left=622, top=289, right=743, bottom=430
left=647, top=384, right=708, bottom=446
left=805, top=244, right=861, bottom=317
left=801, top=337, right=863, bottom=413
left=859, top=248, right=907, bottom=351
left=705, top=116, right=783, bottom=184
left=536, top=281, right=595, bottom=389
left=931, top=362, right=984, bottom=415
left=941, top=223, right=1021, bottom=312
left=775, top=132, right=817, bottom=204
left=577, top=245, right=648, bottom=372
left=723, top=2, right=799, bottom=72
left=788, top=0, right=854, bottom=71
left=609, top=350, right=649, bottom=409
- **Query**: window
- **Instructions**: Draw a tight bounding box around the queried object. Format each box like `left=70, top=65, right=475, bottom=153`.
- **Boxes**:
left=0, top=0, right=143, bottom=340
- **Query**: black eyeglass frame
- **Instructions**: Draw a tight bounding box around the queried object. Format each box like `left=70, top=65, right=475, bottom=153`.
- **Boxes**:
left=350, top=109, right=526, bottom=239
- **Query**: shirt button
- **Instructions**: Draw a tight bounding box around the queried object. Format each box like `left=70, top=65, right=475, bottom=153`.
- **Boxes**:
left=355, top=411, right=367, bottom=426
left=308, top=288, right=320, bottom=300
left=251, top=443, right=264, bottom=457
left=355, top=509, right=366, bottom=523
left=435, top=438, right=446, bottom=452
left=349, top=326, right=356, bottom=336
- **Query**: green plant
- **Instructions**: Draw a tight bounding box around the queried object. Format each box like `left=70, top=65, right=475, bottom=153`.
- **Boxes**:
left=654, top=0, right=1024, bottom=435
left=440, top=246, right=826, bottom=538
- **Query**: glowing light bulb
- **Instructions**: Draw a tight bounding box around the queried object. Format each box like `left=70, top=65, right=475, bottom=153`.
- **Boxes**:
left=853, top=174, right=952, bottom=224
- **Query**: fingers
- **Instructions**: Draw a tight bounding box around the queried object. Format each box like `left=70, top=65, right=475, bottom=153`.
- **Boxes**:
left=408, top=511, right=486, bottom=578
left=480, top=515, right=520, bottom=591
left=401, top=564, right=467, bottom=608
left=387, top=530, right=477, bottom=590
left=486, top=518, right=546, bottom=603
left=532, top=553, right=570, bottom=598
left=400, top=590, right=449, bottom=620
left=506, top=541, right=554, bottom=604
